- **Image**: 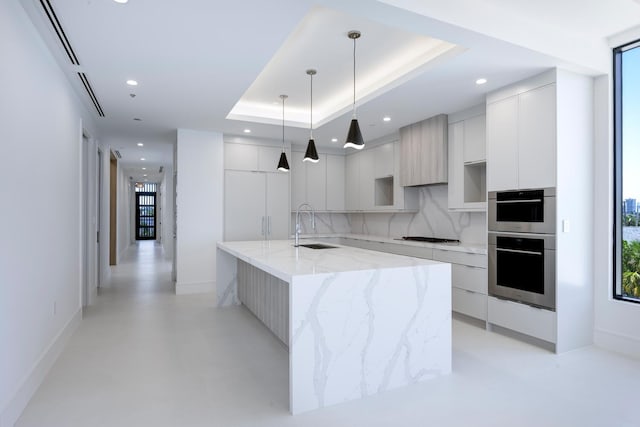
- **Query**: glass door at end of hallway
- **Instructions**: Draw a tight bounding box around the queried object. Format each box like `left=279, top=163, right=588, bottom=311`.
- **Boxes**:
left=135, top=191, right=156, bottom=240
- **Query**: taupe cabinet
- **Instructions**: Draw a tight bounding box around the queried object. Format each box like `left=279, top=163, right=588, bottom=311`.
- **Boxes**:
left=399, top=114, right=448, bottom=186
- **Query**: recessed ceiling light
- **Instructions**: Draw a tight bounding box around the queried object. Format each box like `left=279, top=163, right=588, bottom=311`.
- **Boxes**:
left=113, top=0, right=128, bottom=3
left=126, top=80, right=138, bottom=86
left=142, top=167, right=146, bottom=170
left=476, top=78, right=487, bottom=85
left=140, top=158, right=146, bottom=161
left=143, top=174, right=147, bottom=177
left=331, top=138, right=338, bottom=143
left=137, top=142, right=144, bottom=147
left=383, top=116, right=391, bottom=122
left=243, top=129, right=251, bottom=133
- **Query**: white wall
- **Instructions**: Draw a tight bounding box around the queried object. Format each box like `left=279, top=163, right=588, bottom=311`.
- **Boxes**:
left=175, top=129, right=224, bottom=294
left=160, top=162, right=175, bottom=261
left=0, top=0, right=97, bottom=424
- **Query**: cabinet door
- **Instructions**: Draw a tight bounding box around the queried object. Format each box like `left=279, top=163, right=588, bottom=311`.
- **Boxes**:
left=463, top=114, right=486, bottom=163
left=224, top=143, right=258, bottom=171
left=359, top=149, right=375, bottom=210
left=345, top=154, right=360, bottom=210
left=326, top=154, right=345, bottom=211
left=373, top=143, right=394, bottom=178
left=290, top=151, right=305, bottom=209
left=447, top=122, right=464, bottom=209
left=518, top=84, right=556, bottom=189
left=224, top=170, right=265, bottom=241
left=486, top=96, right=518, bottom=191
left=306, top=154, right=327, bottom=211
left=266, top=173, right=290, bottom=240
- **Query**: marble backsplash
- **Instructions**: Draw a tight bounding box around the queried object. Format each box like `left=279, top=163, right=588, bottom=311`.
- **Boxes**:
left=350, top=185, right=486, bottom=244
left=292, top=184, right=486, bottom=245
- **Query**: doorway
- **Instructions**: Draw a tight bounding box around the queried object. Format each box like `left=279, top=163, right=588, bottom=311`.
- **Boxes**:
left=135, top=189, right=157, bottom=240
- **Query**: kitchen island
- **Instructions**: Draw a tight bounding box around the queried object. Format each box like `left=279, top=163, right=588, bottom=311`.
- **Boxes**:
left=216, top=240, right=451, bottom=414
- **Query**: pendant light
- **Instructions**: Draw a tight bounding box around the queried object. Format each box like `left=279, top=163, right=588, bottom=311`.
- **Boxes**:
left=277, top=94, right=290, bottom=172
left=344, top=30, right=364, bottom=150
left=303, top=69, right=319, bottom=163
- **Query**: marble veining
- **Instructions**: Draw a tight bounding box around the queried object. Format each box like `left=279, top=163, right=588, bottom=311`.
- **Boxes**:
left=217, top=240, right=452, bottom=414
left=350, top=184, right=486, bottom=245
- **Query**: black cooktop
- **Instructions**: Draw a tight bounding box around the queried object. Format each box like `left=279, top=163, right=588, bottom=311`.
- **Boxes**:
left=400, top=236, right=460, bottom=244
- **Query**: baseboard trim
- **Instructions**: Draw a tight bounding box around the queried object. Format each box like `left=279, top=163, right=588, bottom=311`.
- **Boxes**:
left=594, top=327, right=640, bottom=359
left=175, top=280, right=215, bottom=295
left=0, top=308, right=82, bottom=427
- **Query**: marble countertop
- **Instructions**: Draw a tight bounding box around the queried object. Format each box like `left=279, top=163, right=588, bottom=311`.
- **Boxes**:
left=296, top=233, right=487, bottom=255
left=217, top=239, right=444, bottom=282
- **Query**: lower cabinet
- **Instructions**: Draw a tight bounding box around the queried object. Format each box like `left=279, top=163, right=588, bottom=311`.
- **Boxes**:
left=432, top=249, right=488, bottom=322
left=488, top=296, right=556, bottom=344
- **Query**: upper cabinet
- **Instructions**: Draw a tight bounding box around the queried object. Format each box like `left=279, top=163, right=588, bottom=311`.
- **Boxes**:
left=399, top=114, right=448, bottom=187
left=345, top=140, right=418, bottom=212
left=448, top=107, right=487, bottom=211
left=486, top=78, right=556, bottom=191
left=290, top=152, right=344, bottom=212
left=224, top=142, right=289, bottom=173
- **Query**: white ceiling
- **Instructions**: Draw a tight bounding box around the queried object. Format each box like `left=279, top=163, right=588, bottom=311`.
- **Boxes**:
left=20, top=0, right=640, bottom=182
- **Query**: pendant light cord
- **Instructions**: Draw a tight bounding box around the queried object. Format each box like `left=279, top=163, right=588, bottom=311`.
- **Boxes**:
left=352, top=35, right=357, bottom=119
left=310, top=72, right=313, bottom=139
left=281, top=96, right=285, bottom=152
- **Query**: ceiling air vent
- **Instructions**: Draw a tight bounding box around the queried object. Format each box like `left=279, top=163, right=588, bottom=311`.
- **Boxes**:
left=39, top=0, right=80, bottom=65
left=114, top=150, right=122, bottom=159
left=77, top=73, right=105, bottom=117
left=159, top=166, right=164, bottom=173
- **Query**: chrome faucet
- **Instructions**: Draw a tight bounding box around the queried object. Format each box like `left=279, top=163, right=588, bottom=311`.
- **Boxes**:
left=295, top=203, right=315, bottom=247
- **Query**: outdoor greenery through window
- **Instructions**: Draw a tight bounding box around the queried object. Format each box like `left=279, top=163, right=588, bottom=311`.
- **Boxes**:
left=615, top=39, right=640, bottom=302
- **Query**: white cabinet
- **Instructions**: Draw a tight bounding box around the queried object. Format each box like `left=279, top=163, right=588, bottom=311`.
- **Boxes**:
left=486, top=96, right=518, bottom=191
left=224, top=170, right=289, bottom=241
left=326, top=155, right=345, bottom=211
left=448, top=112, right=487, bottom=211
left=432, top=249, right=488, bottom=322
left=345, top=153, right=359, bottom=211
left=224, top=142, right=290, bottom=173
left=486, top=83, right=556, bottom=191
left=345, top=141, right=418, bottom=211
left=290, top=152, right=344, bottom=211
left=518, top=84, right=556, bottom=189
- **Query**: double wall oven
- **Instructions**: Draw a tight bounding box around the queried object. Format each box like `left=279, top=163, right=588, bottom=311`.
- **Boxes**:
left=488, top=188, right=556, bottom=311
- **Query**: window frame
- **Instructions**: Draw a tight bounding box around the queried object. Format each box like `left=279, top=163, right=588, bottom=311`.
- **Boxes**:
left=614, top=38, right=640, bottom=303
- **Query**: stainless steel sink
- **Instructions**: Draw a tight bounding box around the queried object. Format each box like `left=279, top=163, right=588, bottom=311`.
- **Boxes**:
left=298, top=243, right=338, bottom=250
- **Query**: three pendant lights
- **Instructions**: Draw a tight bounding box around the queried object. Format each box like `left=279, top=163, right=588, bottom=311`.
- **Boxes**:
left=277, top=30, right=364, bottom=172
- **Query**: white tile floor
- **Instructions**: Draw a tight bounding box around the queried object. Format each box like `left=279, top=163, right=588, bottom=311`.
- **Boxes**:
left=16, top=241, right=640, bottom=427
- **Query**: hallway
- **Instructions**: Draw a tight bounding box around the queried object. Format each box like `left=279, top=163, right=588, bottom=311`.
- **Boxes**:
left=15, top=242, right=640, bottom=427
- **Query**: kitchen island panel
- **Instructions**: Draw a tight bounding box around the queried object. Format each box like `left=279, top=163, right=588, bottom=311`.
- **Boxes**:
left=289, top=263, right=451, bottom=414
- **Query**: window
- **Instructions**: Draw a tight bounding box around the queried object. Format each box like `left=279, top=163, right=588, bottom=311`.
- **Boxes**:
left=615, top=39, right=640, bottom=302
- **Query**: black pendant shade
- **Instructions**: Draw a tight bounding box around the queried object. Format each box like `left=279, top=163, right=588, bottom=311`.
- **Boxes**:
left=277, top=94, right=290, bottom=172
left=277, top=151, right=290, bottom=171
left=303, top=138, right=319, bottom=163
left=344, top=119, right=364, bottom=150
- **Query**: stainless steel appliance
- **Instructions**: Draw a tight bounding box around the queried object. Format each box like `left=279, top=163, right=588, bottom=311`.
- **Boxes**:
left=488, top=188, right=556, bottom=234
left=488, top=187, right=556, bottom=310
left=488, top=232, right=556, bottom=310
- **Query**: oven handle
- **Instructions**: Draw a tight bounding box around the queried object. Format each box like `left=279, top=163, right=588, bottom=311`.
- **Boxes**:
left=496, top=247, right=543, bottom=256
left=495, top=199, right=542, bottom=204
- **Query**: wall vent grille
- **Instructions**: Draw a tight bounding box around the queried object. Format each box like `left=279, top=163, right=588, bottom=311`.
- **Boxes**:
left=39, top=0, right=80, bottom=65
